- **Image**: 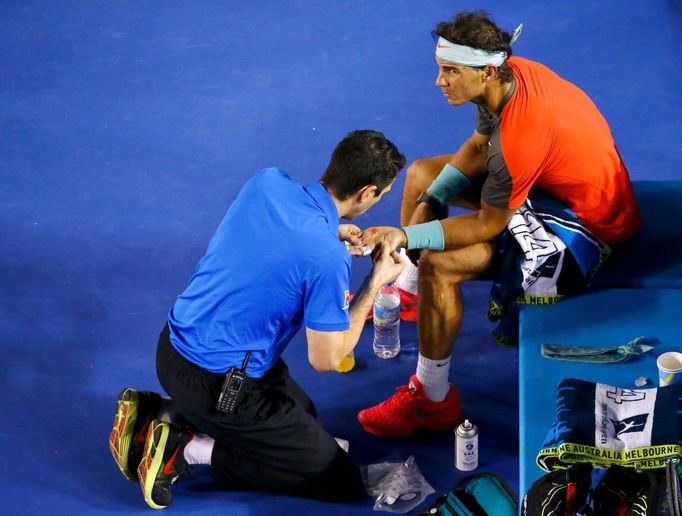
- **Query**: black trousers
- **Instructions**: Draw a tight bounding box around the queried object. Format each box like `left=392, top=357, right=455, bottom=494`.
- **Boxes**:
left=155, top=325, right=366, bottom=501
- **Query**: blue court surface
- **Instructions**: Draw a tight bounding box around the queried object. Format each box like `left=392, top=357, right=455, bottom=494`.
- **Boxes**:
left=2, top=1, right=682, bottom=514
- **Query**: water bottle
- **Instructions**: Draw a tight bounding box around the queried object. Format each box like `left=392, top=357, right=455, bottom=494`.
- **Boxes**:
left=373, top=284, right=400, bottom=359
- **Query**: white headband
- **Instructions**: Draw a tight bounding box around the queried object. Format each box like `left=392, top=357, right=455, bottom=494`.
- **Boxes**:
left=435, top=23, right=523, bottom=67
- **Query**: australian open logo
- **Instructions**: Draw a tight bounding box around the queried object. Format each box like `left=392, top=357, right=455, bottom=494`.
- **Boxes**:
left=610, top=414, right=649, bottom=436
left=600, top=388, right=648, bottom=444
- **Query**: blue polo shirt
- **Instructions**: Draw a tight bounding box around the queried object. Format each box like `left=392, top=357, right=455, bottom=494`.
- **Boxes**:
left=167, top=168, right=351, bottom=377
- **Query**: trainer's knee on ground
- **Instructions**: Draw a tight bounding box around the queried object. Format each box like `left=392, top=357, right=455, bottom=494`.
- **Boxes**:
left=305, top=448, right=367, bottom=502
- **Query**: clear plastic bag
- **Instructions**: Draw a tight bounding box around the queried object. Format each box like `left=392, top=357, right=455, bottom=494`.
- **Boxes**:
left=362, top=455, right=435, bottom=513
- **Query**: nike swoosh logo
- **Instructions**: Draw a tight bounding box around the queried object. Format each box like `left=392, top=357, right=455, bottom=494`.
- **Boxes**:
left=415, top=408, right=452, bottom=419
left=163, top=445, right=181, bottom=475
left=435, top=362, right=449, bottom=367
left=135, top=415, right=151, bottom=443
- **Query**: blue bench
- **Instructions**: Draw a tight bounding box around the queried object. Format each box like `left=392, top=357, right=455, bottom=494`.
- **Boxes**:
left=518, top=181, right=682, bottom=498
left=592, top=180, right=682, bottom=289
left=518, top=288, right=682, bottom=497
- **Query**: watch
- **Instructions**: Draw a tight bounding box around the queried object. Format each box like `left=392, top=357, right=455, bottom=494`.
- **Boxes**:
left=415, top=192, right=444, bottom=211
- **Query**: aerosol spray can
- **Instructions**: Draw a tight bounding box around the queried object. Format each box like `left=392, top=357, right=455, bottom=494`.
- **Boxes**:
left=455, top=419, right=479, bottom=471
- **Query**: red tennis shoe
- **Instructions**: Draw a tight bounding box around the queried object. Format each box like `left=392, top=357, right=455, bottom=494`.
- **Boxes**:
left=396, top=288, right=418, bottom=322
left=357, top=375, right=462, bottom=437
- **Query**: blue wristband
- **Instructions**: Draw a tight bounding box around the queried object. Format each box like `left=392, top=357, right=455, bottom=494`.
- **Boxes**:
left=426, top=163, right=472, bottom=205
left=403, top=221, right=445, bottom=251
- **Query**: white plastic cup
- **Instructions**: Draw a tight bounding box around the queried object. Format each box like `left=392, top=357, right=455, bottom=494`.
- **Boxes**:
left=657, top=352, right=682, bottom=387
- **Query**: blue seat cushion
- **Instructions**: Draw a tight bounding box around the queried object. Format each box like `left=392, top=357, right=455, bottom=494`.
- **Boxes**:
left=593, top=181, right=682, bottom=288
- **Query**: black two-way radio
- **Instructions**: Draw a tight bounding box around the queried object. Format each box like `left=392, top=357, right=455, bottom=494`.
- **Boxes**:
left=215, top=351, right=251, bottom=414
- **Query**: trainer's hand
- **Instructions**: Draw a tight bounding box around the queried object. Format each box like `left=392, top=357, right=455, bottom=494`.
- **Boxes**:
left=339, top=224, right=367, bottom=256
left=381, top=228, right=408, bottom=253
left=371, top=242, right=406, bottom=286
left=339, top=224, right=362, bottom=245
left=377, top=226, right=419, bottom=266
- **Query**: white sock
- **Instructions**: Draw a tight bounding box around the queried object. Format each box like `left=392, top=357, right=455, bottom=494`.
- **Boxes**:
left=183, top=433, right=214, bottom=466
left=415, top=353, right=451, bottom=402
left=394, top=248, right=419, bottom=294
left=334, top=437, right=350, bottom=453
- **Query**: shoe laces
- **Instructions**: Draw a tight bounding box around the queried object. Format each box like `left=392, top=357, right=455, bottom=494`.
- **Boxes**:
left=383, top=384, right=416, bottom=411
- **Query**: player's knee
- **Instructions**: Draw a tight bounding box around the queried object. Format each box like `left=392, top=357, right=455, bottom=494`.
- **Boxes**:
left=405, top=159, right=435, bottom=191
left=419, top=250, right=466, bottom=284
left=419, top=250, right=445, bottom=281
